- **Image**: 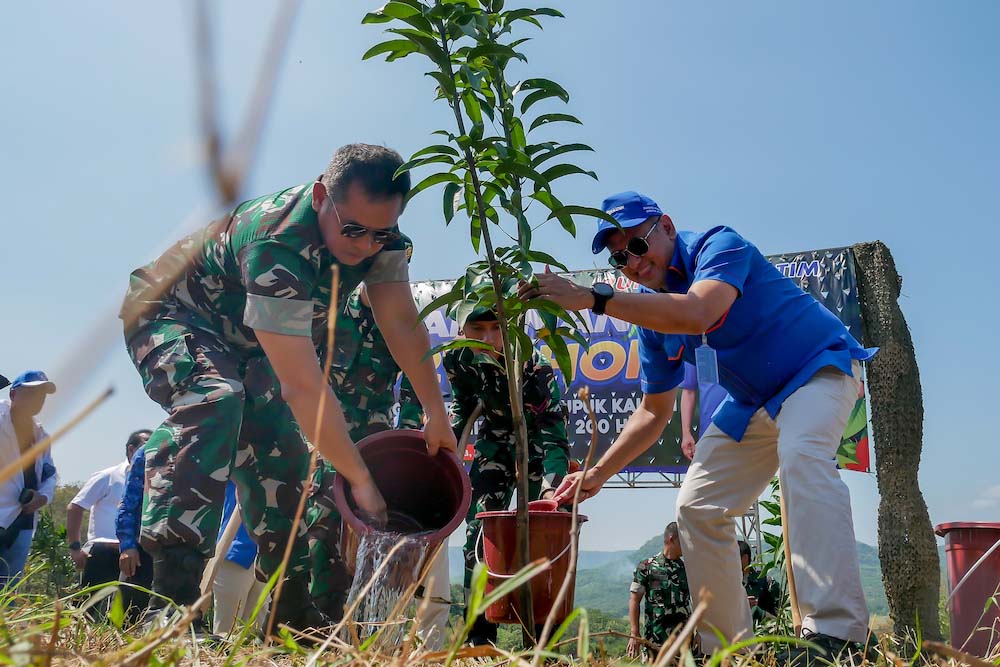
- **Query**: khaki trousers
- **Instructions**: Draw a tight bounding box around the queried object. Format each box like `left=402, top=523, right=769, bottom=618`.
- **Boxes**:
left=212, top=558, right=269, bottom=635
left=676, top=362, right=869, bottom=651
left=414, top=545, right=452, bottom=650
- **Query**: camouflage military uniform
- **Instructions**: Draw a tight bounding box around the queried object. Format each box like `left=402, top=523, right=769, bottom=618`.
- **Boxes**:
left=404, top=346, right=570, bottom=587
left=119, top=182, right=410, bottom=580
left=630, top=553, right=692, bottom=648
left=744, top=566, right=780, bottom=624
left=306, top=286, right=404, bottom=614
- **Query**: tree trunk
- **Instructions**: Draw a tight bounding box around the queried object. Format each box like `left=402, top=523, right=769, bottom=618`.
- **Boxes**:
left=852, top=241, right=942, bottom=642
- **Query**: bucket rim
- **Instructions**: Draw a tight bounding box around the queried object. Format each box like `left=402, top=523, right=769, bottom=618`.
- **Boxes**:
left=333, top=428, right=472, bottom=542
left=935, top=521, right=1000, bottom=536
left=476, top=509, right=588, bottom=521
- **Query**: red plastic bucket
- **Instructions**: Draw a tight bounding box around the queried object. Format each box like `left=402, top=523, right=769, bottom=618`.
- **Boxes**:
left=334, top=429, right=472, bottom=575
left=935, top=522, right=1000, bottom=658
left=477, top=500, right=586, bottom=625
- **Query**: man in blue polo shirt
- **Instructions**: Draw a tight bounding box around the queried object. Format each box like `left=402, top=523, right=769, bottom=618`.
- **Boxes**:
left=523, top=191, right=875, bottom=663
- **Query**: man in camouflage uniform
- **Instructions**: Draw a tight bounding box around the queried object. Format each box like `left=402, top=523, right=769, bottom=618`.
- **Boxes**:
left=306, top=282, right=413, bottom=620
left=628, top=522, right=692, bottom=660
left=738, top=540, right=780, bottom=626
left=119, top=144, right=456, bottom=631
left=402, top=303, right=571, bottom=645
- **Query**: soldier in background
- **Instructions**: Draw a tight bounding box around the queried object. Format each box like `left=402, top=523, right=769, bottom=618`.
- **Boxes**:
left=403, top=298, right=571, bottom=646
left=738, top=540, right=780, bottom=626
left=628, top=521, right=692, bottom=660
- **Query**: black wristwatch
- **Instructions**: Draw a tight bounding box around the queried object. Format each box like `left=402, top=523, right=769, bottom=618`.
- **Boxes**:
left=590, top=282, right=615, bottom=315
left=68, top=541, right=81, bottom=551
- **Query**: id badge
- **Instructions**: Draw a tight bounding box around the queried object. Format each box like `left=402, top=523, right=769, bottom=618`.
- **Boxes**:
left=695, top=335, right=720, bottom=385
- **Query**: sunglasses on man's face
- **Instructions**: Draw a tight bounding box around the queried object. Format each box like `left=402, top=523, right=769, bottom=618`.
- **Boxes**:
left=339, top=221, right=402, bottom=246
left=608, top=216, right=660, bottom=269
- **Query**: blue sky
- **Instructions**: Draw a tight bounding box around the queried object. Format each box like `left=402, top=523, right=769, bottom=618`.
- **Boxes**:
left=1, top=1, right=997, bottom=552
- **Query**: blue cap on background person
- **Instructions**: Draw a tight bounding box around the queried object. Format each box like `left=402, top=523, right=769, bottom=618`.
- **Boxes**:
left=9, top=370, right=56, bottom=394
left=591, top=191, right=664, bottom=254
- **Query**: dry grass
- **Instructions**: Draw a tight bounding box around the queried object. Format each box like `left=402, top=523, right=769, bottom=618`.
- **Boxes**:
left=1, top=566, right=992, bottom=667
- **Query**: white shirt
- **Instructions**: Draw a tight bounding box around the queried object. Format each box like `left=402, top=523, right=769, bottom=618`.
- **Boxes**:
left=0, top=398, right=57, bottom=530
left=71, top=461, right=128, bottom=546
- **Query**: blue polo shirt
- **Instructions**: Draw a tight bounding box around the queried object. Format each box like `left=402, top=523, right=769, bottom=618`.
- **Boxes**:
left=637, top=226, right=876, bottom=441
left=219, top=482, right=258, bottom=570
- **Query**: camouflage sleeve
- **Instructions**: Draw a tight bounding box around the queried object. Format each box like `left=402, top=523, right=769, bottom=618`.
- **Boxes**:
left=443, top=349, right=479, bottom=439
left=630, top=560, right=648, bottom=595
left=239, top=239, right=317, bottom=336
left=525, top=359, right=570, bottom=488
left=396, top=373, right=425, bottom=429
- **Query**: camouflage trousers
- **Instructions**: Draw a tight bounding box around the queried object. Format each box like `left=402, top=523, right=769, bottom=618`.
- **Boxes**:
left=463, top=436, right=569, bottom=588
left=305, top=422, right=389, bottom=615
left=127, top=322, right=311, bottom=579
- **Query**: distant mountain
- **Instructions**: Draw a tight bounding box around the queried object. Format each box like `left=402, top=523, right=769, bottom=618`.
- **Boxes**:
left=573, top=537, right=895, bottom=618
left=449, top=532, right=940, bottom=620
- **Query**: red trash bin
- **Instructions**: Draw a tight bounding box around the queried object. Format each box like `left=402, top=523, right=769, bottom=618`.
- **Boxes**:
left=935, top=522, right=1000, bottom=658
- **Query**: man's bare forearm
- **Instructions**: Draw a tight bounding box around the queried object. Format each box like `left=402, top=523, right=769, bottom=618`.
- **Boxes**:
left=371, top=283, right=448, bottom=419
left=66, top=504, right=84, bottom=545
left=283, top=378, right=371, bottom=484
left=681, top=389, right=695, bottom=436
left=629, top=593, right=642, bottom=635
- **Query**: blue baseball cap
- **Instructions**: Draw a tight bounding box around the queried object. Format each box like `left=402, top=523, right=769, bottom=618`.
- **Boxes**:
left=591, top=191, right=664, bottom=254
left=10, top=370, right=56, bottom=394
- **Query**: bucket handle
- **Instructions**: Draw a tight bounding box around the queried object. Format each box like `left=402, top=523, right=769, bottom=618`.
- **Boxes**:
left=473, top=525, right=575, bottom=579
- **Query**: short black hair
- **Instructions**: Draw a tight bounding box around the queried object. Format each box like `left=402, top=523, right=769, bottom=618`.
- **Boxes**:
left=664, top=521, right=679, bottom=542
left=126, top=429, right=153, bottom=450
left=466, top=309, right=499, bottom=324
left=322, top=143, right=410, bottom=211
left=738, top=540, right=752, bottom=560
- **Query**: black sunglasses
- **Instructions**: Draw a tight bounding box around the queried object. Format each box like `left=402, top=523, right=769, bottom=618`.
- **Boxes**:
left=339, top=221, right=402, bottom=246
left=609, top=216, right=660, bottom=268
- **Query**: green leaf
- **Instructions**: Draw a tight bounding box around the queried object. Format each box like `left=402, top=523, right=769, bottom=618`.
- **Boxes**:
left=546, top=204, right=618, bottom=226
left=529, top=112, right=582, bottom=132
left=520, top=88, right=565, bottom=113
left=108, top=589, right=125, bottom=629
left=443, top=181, right=461, bottom=224
left=417, top=285, right=463, bottom=321
left=425, top=70, right=458, bottom=97
left=478, top=558, right=551, bottom=611
left=530, top=142, right=594, bottom=167
left=374, top=1, right=422, bottom=20
left=509, top=117, right=527, bottom=153
left=530, top=190, right=575, bottom=235
left=408, top=171, right=461, bottom=201
left=411, top=144, right=461, bottom=159
left=395, top=153, right=456, bottom=178
left=547, top=606, right=582, bottom=649
left=387, top=28, right=449, bottom=67
left=426, top=338, right=496, bottom=361
left=362, top=39, right=418, bottom=61
left=470, top=214, right=482, bottom=252
left=540, top=163, right=597, bottom=183
left=467, top=43, right=527, bottom=63
left=504, top=161, right=550, bottom=192
left=523, top=249, right=568, bottom=271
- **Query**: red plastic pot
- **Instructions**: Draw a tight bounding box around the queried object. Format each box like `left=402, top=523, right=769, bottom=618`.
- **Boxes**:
left=334, top=429, right=472, bottom=575
left=935, top=522, right=1000, bottom=658
left=477, top=500, right=586, bottom=625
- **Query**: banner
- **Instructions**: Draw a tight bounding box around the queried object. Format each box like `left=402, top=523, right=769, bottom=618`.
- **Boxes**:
left=405, top=246, right=871, bottom=474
